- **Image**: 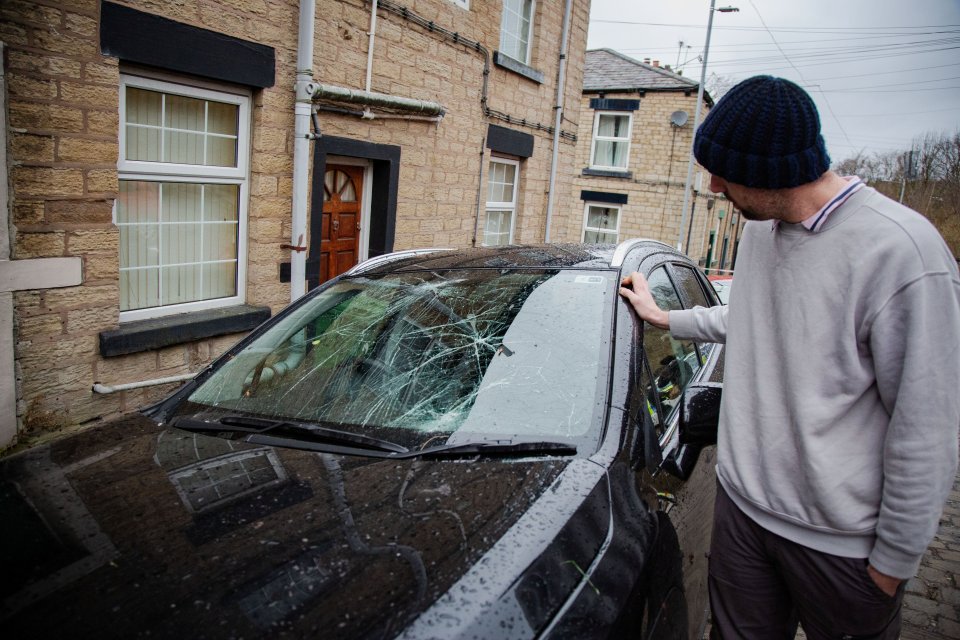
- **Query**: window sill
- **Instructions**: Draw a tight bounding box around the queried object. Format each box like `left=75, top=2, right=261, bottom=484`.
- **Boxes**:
left=99, top=304, right=272, bottom=357
left=582, top=168, right=633, bottom=179
left=493, top=52, right=544, bottom=84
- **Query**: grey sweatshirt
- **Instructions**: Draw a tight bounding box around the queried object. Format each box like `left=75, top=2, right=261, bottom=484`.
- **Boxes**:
left=670, top=187, right=960, bottom=579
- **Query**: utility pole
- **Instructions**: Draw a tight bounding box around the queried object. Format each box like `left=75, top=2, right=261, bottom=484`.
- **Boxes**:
left=899, top=149, right=913, bottom=204
left=677, top=2, right=738, bottom=253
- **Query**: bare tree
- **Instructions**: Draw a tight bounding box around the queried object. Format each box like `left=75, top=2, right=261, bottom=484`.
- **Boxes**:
left=705, top=73, right=738, bottom=102
left=834, top=129, right=960, bottom=256
left=940, top=131, right=960, bottom=219
left=834, top=151, right=875, bottom=179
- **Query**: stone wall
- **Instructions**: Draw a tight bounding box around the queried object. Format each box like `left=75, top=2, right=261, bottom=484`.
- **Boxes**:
left=1, top=0, right=589, bottom=441
left=566, top=89, right=724, bottom=262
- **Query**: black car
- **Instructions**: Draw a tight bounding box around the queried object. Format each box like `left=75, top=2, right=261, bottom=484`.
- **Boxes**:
left=1, top=241, right=724, bottom=639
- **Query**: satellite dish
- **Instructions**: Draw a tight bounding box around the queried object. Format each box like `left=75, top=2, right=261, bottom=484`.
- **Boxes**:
left=670, top=110, right=689, bottom=127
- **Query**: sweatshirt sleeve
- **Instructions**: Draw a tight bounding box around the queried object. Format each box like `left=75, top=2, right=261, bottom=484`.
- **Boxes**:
left=669, top=304, right=729, bottom=344
left=867, top=272, right=960, bottom=579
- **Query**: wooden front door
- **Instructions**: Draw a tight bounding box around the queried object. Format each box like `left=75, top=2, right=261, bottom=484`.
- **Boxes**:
left=320, top=165, right=363, bottom=283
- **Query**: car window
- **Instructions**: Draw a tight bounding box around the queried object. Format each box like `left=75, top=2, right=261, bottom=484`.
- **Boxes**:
left=642, top=267, right=702, bottom=424
left=639, top=353, right=667, bottom=441
left=185, top=269, right=615, bottom=450
left=671, top=264, right=718, bottom=359
left=672, top=265, right=712, bottom=308
left=711, top=278, right=732, bottom=304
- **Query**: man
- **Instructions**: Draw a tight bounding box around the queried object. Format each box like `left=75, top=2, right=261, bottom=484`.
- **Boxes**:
left=620, top=75, right=960, bottom=638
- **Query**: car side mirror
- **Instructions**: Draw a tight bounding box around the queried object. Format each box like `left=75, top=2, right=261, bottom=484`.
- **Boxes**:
left=679, top=382, right=722, bottom=446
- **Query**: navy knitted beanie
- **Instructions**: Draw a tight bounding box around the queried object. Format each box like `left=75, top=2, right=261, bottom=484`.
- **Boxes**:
left=694, top=75, right=830, bottom=189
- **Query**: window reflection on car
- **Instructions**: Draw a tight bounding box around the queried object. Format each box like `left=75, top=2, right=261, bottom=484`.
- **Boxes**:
left=641, top=267, right=703, bottom=432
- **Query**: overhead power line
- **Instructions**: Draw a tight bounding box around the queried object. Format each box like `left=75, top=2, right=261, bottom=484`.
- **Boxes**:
left=703, top=45, right=960, bottom=73
left=654, top=36, right=960, bottom=55
left=590, top=18, right=960, bottom=34
left=804, top=76, right=960, bottom=90
left=744, top=0, right=853, bottom=148
left=676, top=33, right=960, bottom=49
left=804, top=62, right=960, bottom=82
left=703, top=40, right=960, bottom=68
left=819, top=86, right=960, bottom=93
left=837, top=107, right=960, bottom=117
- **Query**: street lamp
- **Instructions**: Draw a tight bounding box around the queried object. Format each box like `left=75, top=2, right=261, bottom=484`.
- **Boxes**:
left=676, top=1, right=739, bottom=253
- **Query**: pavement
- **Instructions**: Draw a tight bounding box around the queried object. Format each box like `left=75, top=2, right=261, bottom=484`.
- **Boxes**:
left=703, top=467, right=960, bottom=638
left=901, top=467, right=960, bottom=639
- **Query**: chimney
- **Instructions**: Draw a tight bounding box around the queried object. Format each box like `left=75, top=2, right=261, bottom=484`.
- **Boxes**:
left=643, top=57, right=651, bottom=64
left=653, top=60, right=660, bottom=67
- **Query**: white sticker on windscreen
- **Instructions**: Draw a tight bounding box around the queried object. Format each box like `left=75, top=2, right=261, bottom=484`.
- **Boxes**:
left=574, top=275, right=605, bottom=285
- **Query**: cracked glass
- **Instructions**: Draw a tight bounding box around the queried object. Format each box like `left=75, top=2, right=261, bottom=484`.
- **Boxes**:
left=186, top=268, right=615, bottom=452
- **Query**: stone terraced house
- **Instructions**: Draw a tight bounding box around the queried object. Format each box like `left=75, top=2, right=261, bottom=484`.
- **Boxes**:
left=573, top=49, right=743, bottom=268
left=0, top=0, right=594, bottom=446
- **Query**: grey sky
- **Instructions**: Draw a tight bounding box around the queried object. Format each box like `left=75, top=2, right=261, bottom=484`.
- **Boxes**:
left=586, top=0, right=960, bottom=162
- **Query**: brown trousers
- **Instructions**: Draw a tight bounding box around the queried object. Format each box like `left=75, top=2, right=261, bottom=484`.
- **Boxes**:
left=708, top=483, right=905, bottom=640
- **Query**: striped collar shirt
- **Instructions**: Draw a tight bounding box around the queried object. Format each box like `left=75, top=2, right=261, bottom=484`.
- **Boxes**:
left=772, top=176, right=865, bottom=232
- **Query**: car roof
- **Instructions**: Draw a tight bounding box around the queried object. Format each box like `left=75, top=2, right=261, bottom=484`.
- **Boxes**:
left=347, top=240, right=682, bottom=276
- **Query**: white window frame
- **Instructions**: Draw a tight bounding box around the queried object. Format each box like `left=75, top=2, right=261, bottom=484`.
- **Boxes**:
left=483, top=157, right=520, bottom=246
left=499, top=0, right=536, bottom=66
left=581, top=202, right=622, bottom=244
left=589, top=110, right=633, bottom=171
left=117, top=74, right=251, bottom=323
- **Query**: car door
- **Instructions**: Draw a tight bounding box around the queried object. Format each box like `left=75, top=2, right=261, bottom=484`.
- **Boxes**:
left=631, top=256, right=722, bottom=640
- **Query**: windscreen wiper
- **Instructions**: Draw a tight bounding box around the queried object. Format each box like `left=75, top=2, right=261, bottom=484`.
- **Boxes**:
left=172, top=415, right=409, bottom=454
left=173, top=416, right=574, bottom=459
left=417, top=440, right=577, bottom=459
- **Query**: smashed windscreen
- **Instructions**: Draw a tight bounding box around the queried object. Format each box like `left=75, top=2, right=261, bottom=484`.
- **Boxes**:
left=184, top=268, right=615, bottom=451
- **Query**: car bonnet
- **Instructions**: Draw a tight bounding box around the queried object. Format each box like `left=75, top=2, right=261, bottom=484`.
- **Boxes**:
left=0, top=414, right=582, bottom=638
